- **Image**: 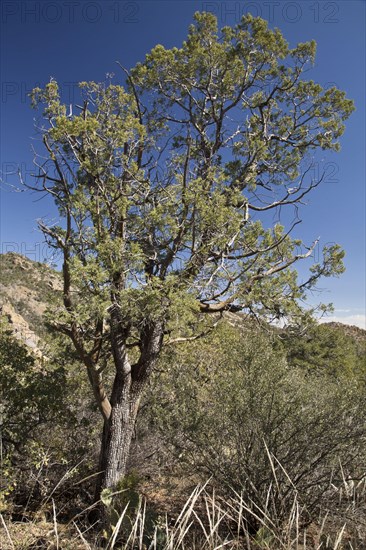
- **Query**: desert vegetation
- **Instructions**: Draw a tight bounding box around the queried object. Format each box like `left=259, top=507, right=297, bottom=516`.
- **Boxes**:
left=1, top=11, right=364, bottom=549
left=1, top=257, right=366, bottom=548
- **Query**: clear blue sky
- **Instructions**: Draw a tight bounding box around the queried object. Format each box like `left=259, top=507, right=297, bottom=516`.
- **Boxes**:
left=1, top=0, right=365, bottom=327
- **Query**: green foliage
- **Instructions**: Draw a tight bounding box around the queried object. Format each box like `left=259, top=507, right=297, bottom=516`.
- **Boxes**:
left=1, top=250, right=365, bottom=543
left=283, top=322, right=366, bottom=379
left=28, top=12, right=354, bottom=355
left=0, top=318, right=65, bottom=446
left=22, top=11, right=356, bottom=508
left=149, top=322, right=366, bottom=525
left=0, top=318, right=99, bottom=510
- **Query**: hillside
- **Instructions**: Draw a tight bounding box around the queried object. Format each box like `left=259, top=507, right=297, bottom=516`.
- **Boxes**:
left=325, top=320, right=366, bottom=343
left=0, top=253, right=62, bottom=350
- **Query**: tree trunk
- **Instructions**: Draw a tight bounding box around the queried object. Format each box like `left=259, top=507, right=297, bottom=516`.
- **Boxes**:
left=94, top=381, right=141, bottom=501
left=94, top=318, right=164, bottom=502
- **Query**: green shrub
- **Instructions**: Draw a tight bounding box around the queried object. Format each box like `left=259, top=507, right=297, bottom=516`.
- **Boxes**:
left=283, top=322, right=366, bottom=379
left=0, top=318, right=99, bottom=512
left=149, top=322, right=366, bottom=528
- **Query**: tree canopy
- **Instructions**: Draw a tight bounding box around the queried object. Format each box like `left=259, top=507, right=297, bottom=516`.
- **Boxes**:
left=30, top=14, right=353, bottom=330
left=27, top=12, right=354, bottom=493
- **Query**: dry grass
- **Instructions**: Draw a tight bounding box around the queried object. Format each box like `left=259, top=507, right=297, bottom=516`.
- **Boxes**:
left=1, top=473, right=365, bottom=549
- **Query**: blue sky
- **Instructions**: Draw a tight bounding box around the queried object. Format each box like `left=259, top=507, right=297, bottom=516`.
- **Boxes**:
left=1, top=0, right=365, bottom=327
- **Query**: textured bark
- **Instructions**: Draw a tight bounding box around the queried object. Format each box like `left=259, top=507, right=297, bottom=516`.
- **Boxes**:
left=95, top=384, right=140, bottom=499
left=94, top=319, right=164, bottom=501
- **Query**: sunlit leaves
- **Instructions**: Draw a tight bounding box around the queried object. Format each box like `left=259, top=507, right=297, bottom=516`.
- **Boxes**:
left=29, top=11, right=353, bottom=343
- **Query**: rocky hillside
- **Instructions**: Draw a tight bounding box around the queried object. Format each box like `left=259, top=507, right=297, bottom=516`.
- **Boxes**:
left=0, top=253, right=62, bottom=352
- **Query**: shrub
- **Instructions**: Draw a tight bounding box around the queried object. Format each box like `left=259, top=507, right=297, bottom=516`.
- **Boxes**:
left=283, top=322, right=366, bottom=379
left=0, top=318, right=99, bottom=513
left=148, top=322, right=366, bottom=528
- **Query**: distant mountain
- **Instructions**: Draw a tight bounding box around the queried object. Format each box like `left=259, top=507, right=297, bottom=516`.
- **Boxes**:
left=323, top=321, right=366, bottom=344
